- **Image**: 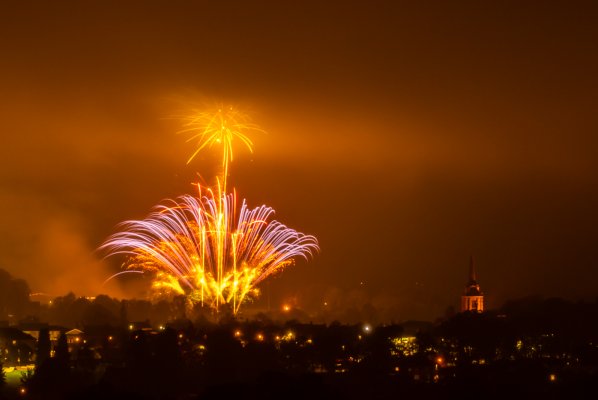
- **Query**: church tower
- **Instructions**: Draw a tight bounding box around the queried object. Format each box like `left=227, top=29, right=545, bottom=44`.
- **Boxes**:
left=461, top=256, right=484, bottom=312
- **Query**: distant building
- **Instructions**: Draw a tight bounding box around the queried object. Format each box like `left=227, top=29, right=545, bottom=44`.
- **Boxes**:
left=65, top=328, right=84, bottom=345
left=17, top=322, right=66, bottom=343
left=461, top=257, right=484, bottom=312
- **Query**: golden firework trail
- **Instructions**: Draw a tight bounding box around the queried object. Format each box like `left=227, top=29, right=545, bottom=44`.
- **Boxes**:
left=179, top=105, right=262, bottom=193
left=102, top=105, right=318, bottom=314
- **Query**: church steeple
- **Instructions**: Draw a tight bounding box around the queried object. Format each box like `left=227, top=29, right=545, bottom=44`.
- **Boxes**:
left=469, top=255, right=476, bottom=282
left=461, top=256, right=484, bottom=313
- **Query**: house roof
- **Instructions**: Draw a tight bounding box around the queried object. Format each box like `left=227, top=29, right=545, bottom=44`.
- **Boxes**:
left=0, top=327, right=36, bottom=341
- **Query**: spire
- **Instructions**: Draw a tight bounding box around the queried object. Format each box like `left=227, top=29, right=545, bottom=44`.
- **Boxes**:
left=469, top=255, right=476, bottom=283
left=462, top=255, right=484, bottom=313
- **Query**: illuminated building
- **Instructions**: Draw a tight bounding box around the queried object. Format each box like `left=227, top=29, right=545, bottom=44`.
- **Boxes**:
left=461, top=257, right=484, bottom=312
left=65, top=328, right=84, bottom=345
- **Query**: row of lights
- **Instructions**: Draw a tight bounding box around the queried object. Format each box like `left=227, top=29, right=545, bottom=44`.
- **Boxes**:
left=234, top=330, right=305, bottom=343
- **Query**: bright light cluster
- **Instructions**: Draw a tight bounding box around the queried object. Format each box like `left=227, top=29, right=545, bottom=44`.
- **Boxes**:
left=101, top=187, right=318, bottom=313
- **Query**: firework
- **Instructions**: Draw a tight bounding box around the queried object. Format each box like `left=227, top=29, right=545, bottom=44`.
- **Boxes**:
left=179, top=105, right=262, bottom=191
left=101, top=185, right=318, bottom=314
left=103, top=105, right=318, bottom=314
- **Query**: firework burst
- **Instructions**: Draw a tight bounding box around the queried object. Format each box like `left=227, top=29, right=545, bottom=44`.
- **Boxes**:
left=101, top=186, right=318, bottom=313
left=179, top=105, right=262, bottom=188
left=102, top=105, right=318, bottom=314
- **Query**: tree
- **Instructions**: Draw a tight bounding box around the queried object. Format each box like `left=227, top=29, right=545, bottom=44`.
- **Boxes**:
left=55, top=332, right=70, bottom=370
left=0, top=268, right=31, bottom=320
left=25, top=333, right=71, bottom=398
left=0, top=360, right=5, bottom=389
left=36, top=328, right=51, bottom=367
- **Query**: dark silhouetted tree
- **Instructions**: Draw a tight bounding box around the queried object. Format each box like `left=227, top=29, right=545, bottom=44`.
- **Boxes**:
left=36, top=328, right=51, bottom=367
left=24, top=332, right=71, bottom=399
left=119, top=299, right=128, bottom=327
left=204, top=326, right=244, bottom=384
left=55, top=332, right=69, bottom=369
left=313, top=321, right=348, bottom=372
left=0, top=360, right=5, bottom=389
left=49, top=292, right=76, bottom=326
left=0, top=268, right=31, bottom=319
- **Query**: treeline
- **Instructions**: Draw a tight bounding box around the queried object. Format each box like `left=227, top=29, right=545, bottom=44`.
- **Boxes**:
left=0, top=269, right=32, bottom=320
left=2, top=267, right=598, bottom=399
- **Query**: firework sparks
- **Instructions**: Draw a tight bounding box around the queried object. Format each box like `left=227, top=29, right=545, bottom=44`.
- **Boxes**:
left=101, top=186, right=318, bottom=314
left=103, top=105, right=318, bottom=314
left=179, top=105, right=262, bottom=186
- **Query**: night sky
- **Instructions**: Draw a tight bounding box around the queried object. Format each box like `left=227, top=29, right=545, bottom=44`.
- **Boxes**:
left=1, top=1, right=597, bottom=321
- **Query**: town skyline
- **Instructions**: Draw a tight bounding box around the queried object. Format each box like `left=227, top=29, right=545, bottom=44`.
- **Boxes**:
left=1, top=1, right=597, bottom=322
